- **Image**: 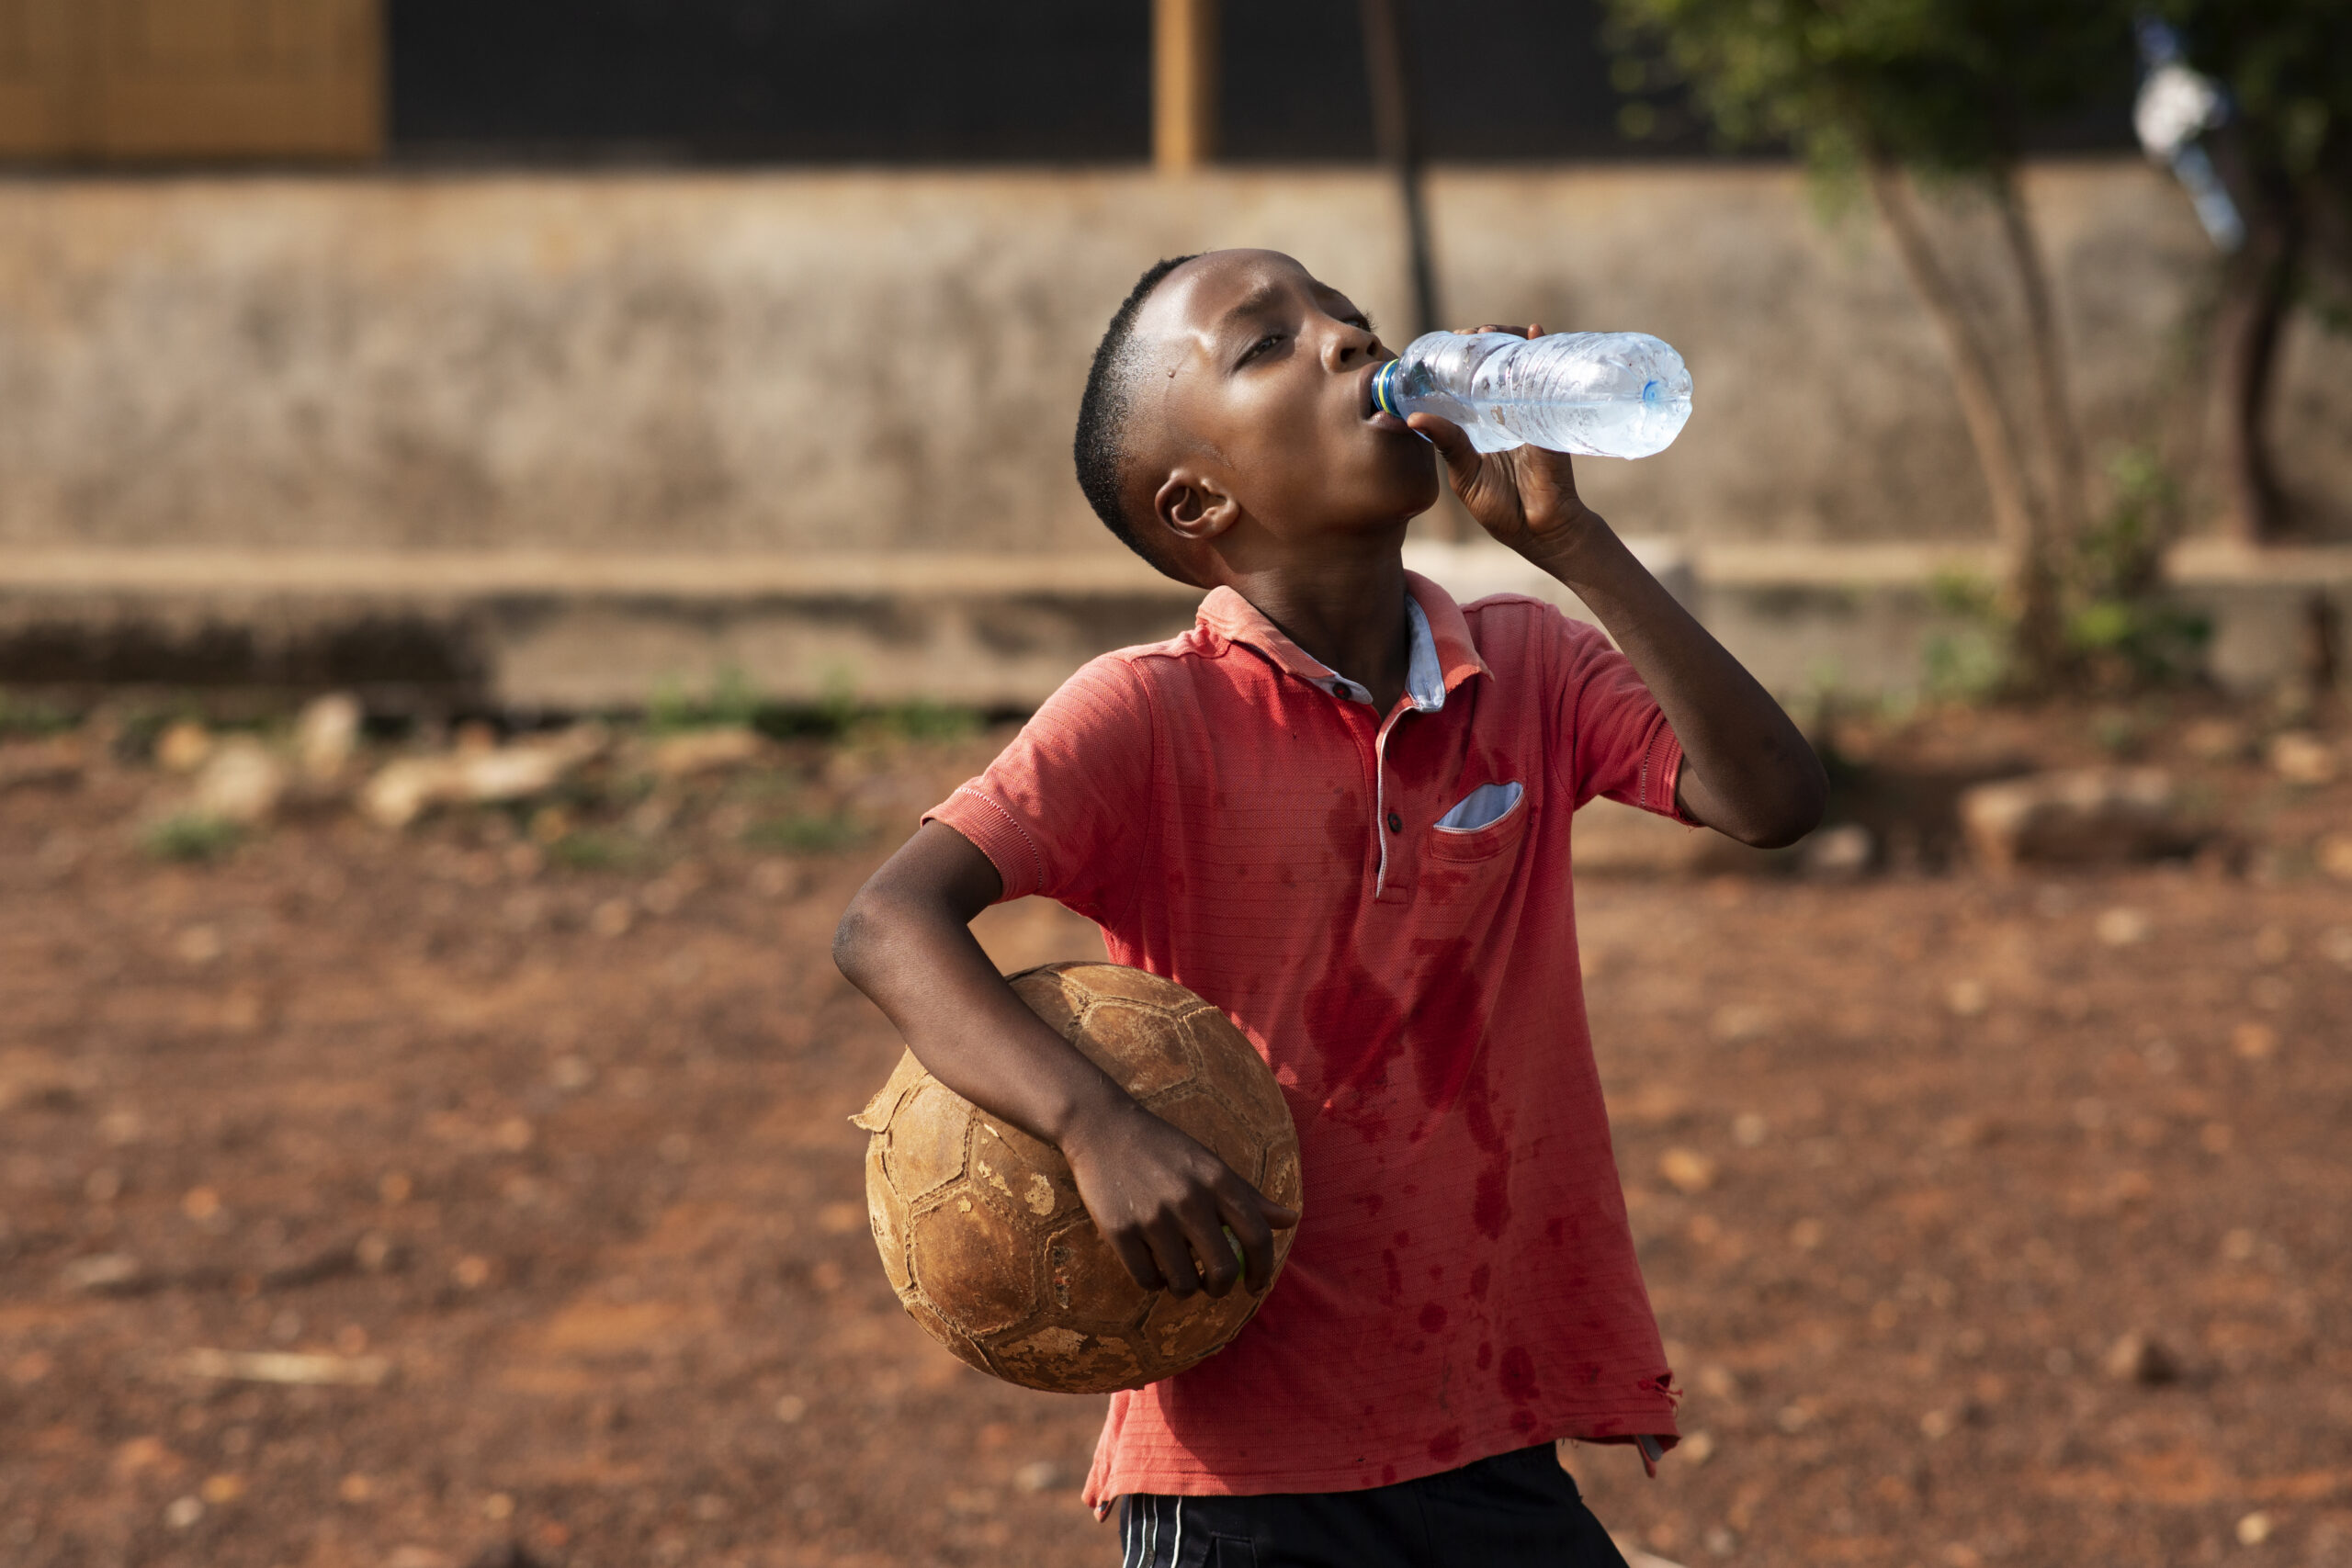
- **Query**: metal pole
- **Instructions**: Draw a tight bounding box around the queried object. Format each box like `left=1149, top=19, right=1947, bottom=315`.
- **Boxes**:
left=1360, top=0, right=1437, bottom=336
left=1154, top=0, right=1217, bottom=174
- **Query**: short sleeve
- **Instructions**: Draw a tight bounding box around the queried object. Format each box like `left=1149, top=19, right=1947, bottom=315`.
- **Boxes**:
left=922, top=653, right=1156, bottom=919
left=1547, top=609, right=1688, bottom=819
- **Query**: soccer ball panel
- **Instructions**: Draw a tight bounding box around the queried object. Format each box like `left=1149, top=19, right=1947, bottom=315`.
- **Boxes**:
left=901, top=1294, right=992, bottom=1376
left=1142, top=1083, right=1265, bottom=1188
left=1045, top=963, right=1183, bottom=1007
left=1180, top=1004, right=1294, bottom=1134
left=1258, top=1140, right=1305, bottom=1211
left=967, top=1118, right=1085, bottom=1228
left=865, top=1136, right=911, bottom=1295
left=1005, top=965, right=1090, bottom=1040
left=1142, top=1280, right=1263, bottom=1367
left=1012, top=965, right=1197, bottom=1099
left=880, top=1081, right=969, bottom=1202
left=985, top=1323, right=1146, bottom=1393
left=906, top=1185, right=1041, bottom=1338
left=1043, top=1214, right=1146, bottom=1322
left=1064, top=998, right=1196, bottom=1098
left=849, top=1048, right=930, bottom=1134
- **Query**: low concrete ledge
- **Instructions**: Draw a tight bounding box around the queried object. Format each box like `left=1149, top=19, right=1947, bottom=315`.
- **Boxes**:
left=0, top=548, right=1198, bottom=599
left=0, top=541, right=2343, bottom=710
left=1690, top=541, right=2009, bottom=586
left=2166, top=541, right=2352, bottom=586
left=0, top=548, right=1199, bottom=711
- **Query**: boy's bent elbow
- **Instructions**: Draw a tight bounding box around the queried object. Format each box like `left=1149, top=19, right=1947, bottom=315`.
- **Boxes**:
left=834, top=824, right=1001, bottom=995
left=1745, top=756, right=1829, bottom=850
left=831, top=886, right=899, bottom=989
left=1710, top=752, right=1828, bottom=851
left=831, top=899, right=872, bottom=987
left=1737, top=808, right=1822, bottom=852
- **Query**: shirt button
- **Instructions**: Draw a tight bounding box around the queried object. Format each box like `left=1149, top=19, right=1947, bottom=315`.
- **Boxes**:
left=1387, top=812, right=1404, bottom=834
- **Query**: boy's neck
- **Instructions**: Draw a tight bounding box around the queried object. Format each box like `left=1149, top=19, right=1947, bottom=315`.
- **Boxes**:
left=1222, top=545, right=1414, bottom=717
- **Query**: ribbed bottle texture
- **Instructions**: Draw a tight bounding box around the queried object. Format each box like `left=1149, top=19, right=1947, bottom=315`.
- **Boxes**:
left=1374, top=331, right=1692, bottom=458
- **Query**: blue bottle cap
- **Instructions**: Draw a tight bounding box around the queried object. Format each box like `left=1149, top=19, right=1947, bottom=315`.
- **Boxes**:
left=1372, top=360, right=1404, bottom=420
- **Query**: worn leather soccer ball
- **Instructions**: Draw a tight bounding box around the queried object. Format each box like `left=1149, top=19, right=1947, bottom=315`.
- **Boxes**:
left=852, top=962, right=1303, bottom=1393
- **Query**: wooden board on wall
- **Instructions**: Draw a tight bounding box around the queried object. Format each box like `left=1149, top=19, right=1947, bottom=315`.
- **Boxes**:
left=0, top=0, right=380, bottom=161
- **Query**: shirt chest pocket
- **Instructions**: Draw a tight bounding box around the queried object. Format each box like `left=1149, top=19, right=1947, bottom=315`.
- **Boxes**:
left=1426, top=779, right=1529, bottom=863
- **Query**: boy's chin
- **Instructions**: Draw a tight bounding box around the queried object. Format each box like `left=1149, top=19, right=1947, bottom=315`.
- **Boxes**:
left=1376, top=468, right=1443, bottom=525
left=1328, top=448, right=1442, bottom=525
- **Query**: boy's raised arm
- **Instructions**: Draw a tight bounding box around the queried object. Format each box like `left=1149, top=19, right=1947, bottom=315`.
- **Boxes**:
left=1541, top=528, right=1826, bottom=846
left=832, top=820, right=1298, bottom=1299
left=1408, top=327, right=1827, bottom=849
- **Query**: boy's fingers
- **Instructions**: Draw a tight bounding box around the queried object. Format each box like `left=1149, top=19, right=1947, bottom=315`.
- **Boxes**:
left=1109, top=1231, right=1167, bottom=1294
left=1184, top=1216, right=1243, bottom=1299
left=1175, top=1190, right=1242, bottom=1298
left=1259, top=1198, right=1302, bottom=1230
left=1406, top=413, right=1481, bottom=486
left=1216, top=1190, right=1276, bottom=1294
left=1405, top=412, right=1469, bottom=460
left=1143, top=1221, right=1203, bottom=1299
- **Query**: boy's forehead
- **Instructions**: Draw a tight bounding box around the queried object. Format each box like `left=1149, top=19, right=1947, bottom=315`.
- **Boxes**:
left=1134, top=249, right=1329, bottom=355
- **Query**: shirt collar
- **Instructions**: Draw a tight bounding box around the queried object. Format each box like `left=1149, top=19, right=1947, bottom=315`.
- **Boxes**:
left=1195, top=570, right=1489, bottom=712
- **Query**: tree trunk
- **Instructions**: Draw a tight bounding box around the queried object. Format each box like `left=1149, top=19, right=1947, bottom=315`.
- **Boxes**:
left=2211, top=205, right=2298, bottom=542
left=1359, top=0, right=1437, bottom=338
left=1992, top=169, right=2089, bottom=547
left=1866, top=160, right=2064, bottom=682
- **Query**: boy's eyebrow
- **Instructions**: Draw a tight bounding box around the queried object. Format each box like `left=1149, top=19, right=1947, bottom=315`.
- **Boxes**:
left=1213, top=282, right=1292, bottom=333
left=1208, top=278, right=1366, bottom=349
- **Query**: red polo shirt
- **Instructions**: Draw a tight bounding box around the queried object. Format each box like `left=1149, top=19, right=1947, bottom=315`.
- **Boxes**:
left=925, top=572, right=1684, bottom=1507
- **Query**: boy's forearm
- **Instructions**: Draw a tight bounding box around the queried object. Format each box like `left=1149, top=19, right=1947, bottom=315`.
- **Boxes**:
left=834, top=823, right=1299, bottom=1298
left=833, top=840, right=1130, bottom=1150
left=1529, top=521, right=1826, bottom=847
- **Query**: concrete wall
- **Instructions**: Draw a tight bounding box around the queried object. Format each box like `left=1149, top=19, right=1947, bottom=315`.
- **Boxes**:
left=5, top=538, right=2344, bottom=710
left=4, top=164, right=2348, bottom=711
left=4, top=163, right=2346, bottom=564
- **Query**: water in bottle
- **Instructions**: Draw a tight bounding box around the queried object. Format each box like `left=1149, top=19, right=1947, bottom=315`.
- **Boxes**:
left=1371, top=330, right=1692, bottom=458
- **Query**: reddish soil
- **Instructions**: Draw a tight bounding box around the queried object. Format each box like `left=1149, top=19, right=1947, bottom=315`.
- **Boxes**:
left=2, top=705, right=2347, bottom=1568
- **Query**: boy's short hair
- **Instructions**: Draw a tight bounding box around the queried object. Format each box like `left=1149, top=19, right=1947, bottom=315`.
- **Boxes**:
left=1073, top=255, right=1200, bottom=580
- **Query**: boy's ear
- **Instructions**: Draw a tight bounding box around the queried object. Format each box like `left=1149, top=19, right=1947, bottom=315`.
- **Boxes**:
left=1153, top=466, right=1241, bottom=548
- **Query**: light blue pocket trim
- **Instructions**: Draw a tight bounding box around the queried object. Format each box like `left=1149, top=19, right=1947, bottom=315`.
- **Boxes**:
left=1435, top=780, right=1523, bottom=832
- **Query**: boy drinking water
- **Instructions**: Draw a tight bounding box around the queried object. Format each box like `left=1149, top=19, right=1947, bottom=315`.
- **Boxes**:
left=834, top=251, right=1826, bottom=1566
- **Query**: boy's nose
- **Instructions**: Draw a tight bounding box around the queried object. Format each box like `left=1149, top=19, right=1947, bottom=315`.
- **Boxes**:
left=1322, top=322, right=1376, bottom=370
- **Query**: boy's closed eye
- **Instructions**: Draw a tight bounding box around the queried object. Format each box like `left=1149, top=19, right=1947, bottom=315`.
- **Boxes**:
left=1233, top=309, right=1379, bottom=372
left=1237, top=332, right=1287, bottom=368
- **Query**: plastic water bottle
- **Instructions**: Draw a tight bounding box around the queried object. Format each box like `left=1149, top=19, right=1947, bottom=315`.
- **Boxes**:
left=1372, top=330, right=1693, bottom=458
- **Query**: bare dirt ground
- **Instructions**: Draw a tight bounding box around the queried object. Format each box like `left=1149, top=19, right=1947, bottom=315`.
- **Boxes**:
left=2, top=703, right=2348, bottom=1568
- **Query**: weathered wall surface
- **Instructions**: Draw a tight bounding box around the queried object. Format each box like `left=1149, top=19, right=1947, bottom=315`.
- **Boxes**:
left=3, top=164, right=2345, bottom=560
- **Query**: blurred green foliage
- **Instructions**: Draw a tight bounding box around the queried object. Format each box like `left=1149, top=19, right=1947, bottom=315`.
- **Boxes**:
left=1601, top=0, right=2136, bottom=183
left=548, top=829, right=637, bottom=871
left=0, top=691, right=76, bottom=739
left=2066, top=448, right=2212, bottom=687
left=648, top=667, right=763, bottom=733
left=1913, top=452, right=2213, bottom=700
left=2163, top=0, right=2352, bottom=198
left=141, top=813, right=242, bottom=863
left=743, top=812, right=873, bottom=855
left=1922, top=569, right=2014, bottom=700
left=869, top=699, right=980, bottom=744
left=1603, top=0, right=2142, bottom=692
left=649, top=665, right=983, bottom=745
